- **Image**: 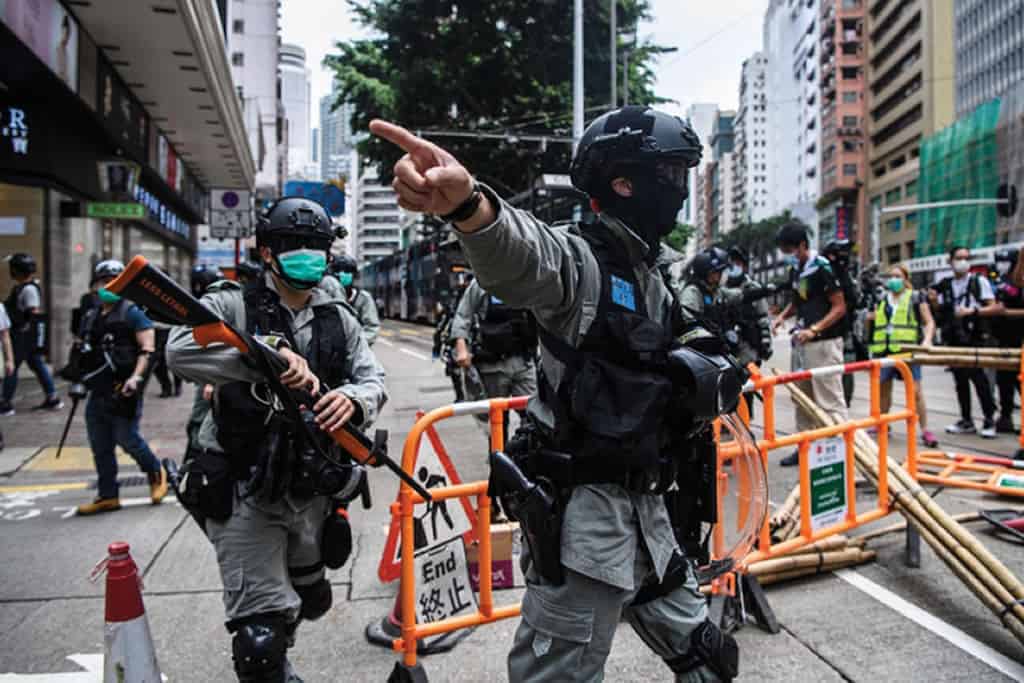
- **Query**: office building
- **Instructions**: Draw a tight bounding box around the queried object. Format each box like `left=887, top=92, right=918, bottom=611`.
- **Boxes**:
left=734, top=53, right=771, bottom=224
left=353, top=160, right=402, bottom=265
left=684, top=103, right=719, bottom=229
left=865, top=0, right=955, bottom=264
left=955, top=0, right=1024, bottom=118
left=706, top=111, right=737, bottom=242
left=321, top=85, right=357, bottom=183
left=279, top=43, right=317, bottom=180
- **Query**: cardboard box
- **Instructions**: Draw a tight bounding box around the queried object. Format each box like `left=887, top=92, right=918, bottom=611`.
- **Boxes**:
left=465, top=522, right=522, bottom=591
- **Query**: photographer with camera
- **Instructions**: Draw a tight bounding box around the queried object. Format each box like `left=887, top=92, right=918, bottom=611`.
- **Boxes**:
left=166, top=196, right=387, bottom=682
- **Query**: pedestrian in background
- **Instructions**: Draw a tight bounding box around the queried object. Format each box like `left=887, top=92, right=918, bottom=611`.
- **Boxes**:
left=0, top=304, right=14, bottom=450
left=821, top=239, right=863, bottom=407
left=75, top=260, right=167, bottom=515
left=771, top=223, right=848, bottom=466
left=868, top=263, right=938, bottom=447
left=929, top=246, right=1000, bottom=438
left=991, top=247, right=1024, bottom=433
left=1, top=253, right=62, bottom=415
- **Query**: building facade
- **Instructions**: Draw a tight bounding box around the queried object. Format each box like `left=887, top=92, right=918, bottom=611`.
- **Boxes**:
left=865, top=0, right=955, bottom=265
left=320, top=85, right=356, bottom=184
left=279, top=43, right=317, bottom=181
left=224, top=0, right=282, bottom=200
left=955, top=0, right=1024, bottom=119
left=818, top=0, right=868, bottom=248
left=795, top=0, right=823, bottom=208
left=734, top=53, right=771, bottom=224
left=706, top=111, right=737, bottom=242
left=684, top=103, right=718, bottom=230
left=0, top=0, right=253, bottom=367
left=353, top=160, right=402, bottom=265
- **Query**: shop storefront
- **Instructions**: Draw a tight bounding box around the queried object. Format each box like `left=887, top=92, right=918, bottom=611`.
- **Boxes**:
left=0, top=4, right=203, bottom=368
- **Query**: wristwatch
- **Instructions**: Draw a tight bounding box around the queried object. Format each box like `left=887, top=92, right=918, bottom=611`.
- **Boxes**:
left=441, top=183, right=483, bottom=223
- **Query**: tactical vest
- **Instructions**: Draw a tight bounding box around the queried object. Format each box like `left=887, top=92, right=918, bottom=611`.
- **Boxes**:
left=79, top=300, right=142, bottom=390
left=5, top=281, right=39, bottom=330
left=537, top=223, right=682, bottom=473
left=475, top=293, right=538, bottom=362
left=214, top=280, right=350, bottom=461
left=869, top=292, right=919, bottom=356
left=935, top=274, right=990, bottom=345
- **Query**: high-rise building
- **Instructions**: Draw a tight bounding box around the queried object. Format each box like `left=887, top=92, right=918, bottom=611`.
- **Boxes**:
left=707, top=111, right=738, bottom=242
left=865, top=0, right=955, bottom=265
left=279, top=43, right=317, bottom=180
left=795, top=0, right=823, bottom=208
left=353, top=160, right=402, bottom=265
left=955, top=0, right=1024, bottom=118
left=818, top=0, right=868, bottom=247
left=684, top=103, right=719, bottom=228
left=224, top=0, right=282, bottom=199
left=321, top=84, right=357, bottom=183
left=734, top=53, right=771, bottom=225
left=311, top=128, right=319, bottom=164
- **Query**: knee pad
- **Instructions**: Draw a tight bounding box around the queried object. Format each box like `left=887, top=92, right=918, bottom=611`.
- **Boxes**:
left=231, top=614, right=287, bottom=682
left=666, top=620, right=739, bottom=682
left=295, top=577, right=332, bottom=621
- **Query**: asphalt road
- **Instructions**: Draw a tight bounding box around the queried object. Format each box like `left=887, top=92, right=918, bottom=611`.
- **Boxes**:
left=0, top=318, right=1023, bottom=681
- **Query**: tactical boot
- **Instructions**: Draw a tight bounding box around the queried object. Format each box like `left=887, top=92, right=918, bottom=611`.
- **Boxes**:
left=149, top=465, right=169, bottom=504
left=77, top=497, right=121, bottom=515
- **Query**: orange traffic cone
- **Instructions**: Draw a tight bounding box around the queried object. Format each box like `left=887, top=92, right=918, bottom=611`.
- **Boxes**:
left=92, top=541, right=162, bottom=682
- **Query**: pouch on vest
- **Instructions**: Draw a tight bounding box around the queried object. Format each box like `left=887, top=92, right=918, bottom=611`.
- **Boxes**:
left=322, top=507, right=353, bottom=569
left=179, top=448, right=235, bottom=522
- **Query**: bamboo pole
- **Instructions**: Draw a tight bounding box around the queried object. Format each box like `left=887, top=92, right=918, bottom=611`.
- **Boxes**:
left=853, top=512, right=991, bottom=543
left=748, top=547, right=871, bottom=576
left=910, top=356, right=1018, bottom=371
left=756, top=551, right=877, bottom=585
left=902, top=344, right=1023, bottom=358
left=782, top=380, right=1024, bottom=643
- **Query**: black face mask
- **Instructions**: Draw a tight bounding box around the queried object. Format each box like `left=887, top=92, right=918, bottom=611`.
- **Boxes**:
left=601, top=170, right=687, bottom=263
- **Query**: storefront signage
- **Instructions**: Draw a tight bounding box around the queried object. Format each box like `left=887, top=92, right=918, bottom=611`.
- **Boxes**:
left=98, top=57, right=148, bottom=163
left=1, top=106, right=29, bottom=156
left=86, top=202, right=146, bottom=220
left=1, top=0, right=79, bottom=93
left=133, top=184, right=191, bottom=240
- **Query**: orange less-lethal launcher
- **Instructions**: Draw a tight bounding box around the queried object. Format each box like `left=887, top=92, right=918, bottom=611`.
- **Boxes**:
left=106, top=256, right=432, bottom=501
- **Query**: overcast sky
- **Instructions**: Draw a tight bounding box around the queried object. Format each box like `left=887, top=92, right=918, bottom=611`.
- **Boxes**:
left=281, top=0, right=770, bottom=129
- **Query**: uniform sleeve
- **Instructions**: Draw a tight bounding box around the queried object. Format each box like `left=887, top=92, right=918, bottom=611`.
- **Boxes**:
left=358, top=290, right=381, bottom=345
left=333, top=306, right=388, bottom=428
left=679, top=284, right=704, bottom=322
left=128, top=306, right=154, bottom=331
left=165, top=287, right=265, bottom=386
left=450, top=280, right=483, bottom=341
left=455, top=185, right=599, bottom=345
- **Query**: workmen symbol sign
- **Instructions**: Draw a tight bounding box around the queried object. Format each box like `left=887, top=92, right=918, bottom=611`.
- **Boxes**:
left=414, top=466, right=454, bottom=547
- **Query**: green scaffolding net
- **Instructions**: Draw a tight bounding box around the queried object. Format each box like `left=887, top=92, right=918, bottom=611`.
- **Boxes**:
left=916, top=98, right=1001, bottom=257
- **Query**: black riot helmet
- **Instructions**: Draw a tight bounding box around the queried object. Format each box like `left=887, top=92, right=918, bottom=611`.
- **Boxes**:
left=92, top=259, right=125, bottom=284
left=7, top=252, right=37, bottom=279
left=256, top=196, right=335, bottom=290
left=329, top=253, right=358, bottom=276
left=822, top=238, right=853, bottom=267
left=570, top=106, right=702, bottom=197
left=690, top=247, right=730, bottom=282
left=995, top=246, right=1019, bottom=265
left=190, top=264, right=223, bottom=298
left=234, top=260, right=262, bottom=284
left=728, top=246, right=750, bottom=266
left=570, top=107, right=703, bottom=260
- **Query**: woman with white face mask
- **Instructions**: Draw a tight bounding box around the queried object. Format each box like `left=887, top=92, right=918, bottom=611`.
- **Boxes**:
left=867, top=263, right=937, bottom=446
left=927, top=246, right=1000, bottom=438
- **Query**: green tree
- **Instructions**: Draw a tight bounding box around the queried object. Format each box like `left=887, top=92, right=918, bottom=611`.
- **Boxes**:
left=665, top=222, right=695, bottom=253
left=325, top=0, right=672, bottom=195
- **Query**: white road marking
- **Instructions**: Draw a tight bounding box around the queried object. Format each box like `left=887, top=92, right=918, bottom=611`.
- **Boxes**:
left=835, top=569, right=1024, bottom=681
left=0, top=653, right=102, bottom=681
left=377, top=337, right=395, bottom=347
left=399, top=347, right=429, bottom=361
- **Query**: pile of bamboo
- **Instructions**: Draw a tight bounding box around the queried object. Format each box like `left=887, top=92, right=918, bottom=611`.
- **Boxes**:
left=904, top=344, right=1022, bottom=371
left=781, top=379, right=1024, bottom=644
left=747, top=535, right=874, bottom=586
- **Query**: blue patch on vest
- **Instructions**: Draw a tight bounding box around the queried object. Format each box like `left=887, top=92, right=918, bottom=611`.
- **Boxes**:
left=490, top=295, right=503, bottom=305
left=704, top=295, right=713, bottom=306
left=610, top=275, right=637, bottom=311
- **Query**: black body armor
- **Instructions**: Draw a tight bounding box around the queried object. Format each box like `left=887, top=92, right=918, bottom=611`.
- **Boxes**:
left=79, top=300, right=142, bottom=392
left=475, top=294, right=537, bottom=363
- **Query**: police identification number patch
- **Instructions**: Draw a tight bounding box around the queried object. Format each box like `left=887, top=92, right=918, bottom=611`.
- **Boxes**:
left=610, top=275, right=637, bottom=311
left=490, top=295, right=503, bottom=305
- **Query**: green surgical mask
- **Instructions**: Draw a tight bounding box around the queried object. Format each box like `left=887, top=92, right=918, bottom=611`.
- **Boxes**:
left=338, top=272, right=354, bottom=287
left=275, top=249, right=327, bottom=289
left=885, top=277, right=905, bottom=293
left=97, top=287, right=121, bottom=304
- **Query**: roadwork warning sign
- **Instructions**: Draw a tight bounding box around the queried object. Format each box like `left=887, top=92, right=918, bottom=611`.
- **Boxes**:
left=414, top=538, right=478, bottom=647
left=809, top=437, right=848, bottom=533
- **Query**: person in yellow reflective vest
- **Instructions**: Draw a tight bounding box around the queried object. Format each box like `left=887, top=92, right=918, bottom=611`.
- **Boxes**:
left=867, top=263, right=938, bottom=447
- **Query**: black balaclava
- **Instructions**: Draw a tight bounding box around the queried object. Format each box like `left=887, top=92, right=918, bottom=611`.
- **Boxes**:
left=598, top=166, right=687, bottom=265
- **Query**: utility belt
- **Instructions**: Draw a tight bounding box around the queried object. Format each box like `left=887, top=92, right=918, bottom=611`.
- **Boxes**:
left=471, top=343, right=534, bottom=365
left=517, top=441, right=670, bottom=495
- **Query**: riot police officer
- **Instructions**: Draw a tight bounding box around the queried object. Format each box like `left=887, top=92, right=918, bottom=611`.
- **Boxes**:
left=450, top=278, right=538, bottom=416
left=328, top=254, right=381, bottom=346
left=373, top=106, right=742, bottom=682
left=75, top=260, right=168, bottom=515
left=724, top=246, right=774, bottom=369
left=992, top=247, right=1024, bottom=433
left=166, top=197, right=387, bottom=682
left=821, top=239, right=862, bottom=407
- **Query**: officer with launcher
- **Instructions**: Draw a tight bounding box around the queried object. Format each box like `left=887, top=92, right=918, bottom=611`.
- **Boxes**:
left=167, top=197, right=387, bottom=682
left=373, top=105, right=744, bottom=682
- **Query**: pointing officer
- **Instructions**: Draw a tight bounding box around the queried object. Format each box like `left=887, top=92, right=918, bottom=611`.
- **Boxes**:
left=327, top=254, right=381, bottom=346
left=373, top=106, right=741, bottom=681
left=167, top=197, right=387, bottom=682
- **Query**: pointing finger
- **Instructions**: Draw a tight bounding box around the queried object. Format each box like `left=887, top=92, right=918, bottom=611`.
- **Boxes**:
left=370, top=119, right=427, bottom=154
left=395, top=156, right=429, bottom=192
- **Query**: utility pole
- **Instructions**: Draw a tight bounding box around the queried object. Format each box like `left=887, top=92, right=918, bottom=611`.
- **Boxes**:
left=610, top=0, right=617, bottom=108
left=573, top=0, right=584, bottom=150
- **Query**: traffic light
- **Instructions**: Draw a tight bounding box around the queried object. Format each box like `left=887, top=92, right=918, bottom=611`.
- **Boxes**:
left=997, top=183, right=1018, bottom=218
